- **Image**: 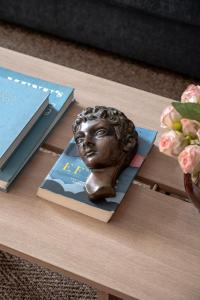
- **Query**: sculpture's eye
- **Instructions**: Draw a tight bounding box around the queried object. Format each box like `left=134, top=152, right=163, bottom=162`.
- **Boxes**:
left=75, top=136, right=84, bottom=144
left=95, top=128, right=107, bottom=137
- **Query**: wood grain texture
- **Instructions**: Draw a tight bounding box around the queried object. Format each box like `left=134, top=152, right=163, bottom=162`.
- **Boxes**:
left=0, top=48, right=198, bottom=300
left=96, top=291, right=109, bottom=300
left=0, top=46, right=170, bottom=134
left=138, top=146, right=185, bottom=195
left=0, top=150, right=200, bottom=300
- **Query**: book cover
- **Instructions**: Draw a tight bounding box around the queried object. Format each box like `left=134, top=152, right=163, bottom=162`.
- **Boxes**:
left=0, top=67, right=74, bottom=191
left=37, top=127, right=157, bottom=222
left=0, top=77, right=49, bottom=168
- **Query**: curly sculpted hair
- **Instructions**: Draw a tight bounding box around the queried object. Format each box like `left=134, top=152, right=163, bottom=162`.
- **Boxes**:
left=72, top=106, right=138, bottom=166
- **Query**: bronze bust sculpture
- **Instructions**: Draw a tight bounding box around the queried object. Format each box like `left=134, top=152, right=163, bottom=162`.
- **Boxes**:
left=72, top=106, right=138, bottom=200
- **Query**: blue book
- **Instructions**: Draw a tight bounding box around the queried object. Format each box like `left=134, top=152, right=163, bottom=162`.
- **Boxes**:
left=37, top=128, right=157, bottom=222
left=0, top=77, right=49, bottom=168
left=0, top=67, right=74, bottom=191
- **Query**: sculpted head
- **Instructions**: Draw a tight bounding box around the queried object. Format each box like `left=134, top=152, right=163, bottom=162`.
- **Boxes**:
left=72, top=106, right=138, bottom=170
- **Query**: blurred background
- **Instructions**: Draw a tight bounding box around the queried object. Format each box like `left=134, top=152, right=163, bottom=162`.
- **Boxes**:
left=0, top=20, right=197, bottom=101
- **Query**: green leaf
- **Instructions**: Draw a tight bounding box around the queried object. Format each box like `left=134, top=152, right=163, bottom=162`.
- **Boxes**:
left=172, top=102, right=200, bottom=122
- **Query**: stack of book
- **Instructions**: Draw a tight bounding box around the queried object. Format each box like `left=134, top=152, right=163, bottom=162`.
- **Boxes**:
left=37, top=128, right=157, bottom=222
left=0, top=67, right=74, bottom=191
left=0, top=66, right=157, bottom=223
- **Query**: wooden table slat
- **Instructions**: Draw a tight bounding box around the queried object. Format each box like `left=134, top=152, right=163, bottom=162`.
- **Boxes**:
left=43, top=102, right=185, bottom=195
left=0, top=150, right=199, bottom=300
left=0, top=47, right=185, bottom=195
left=0, top=47, right=199, bottom=300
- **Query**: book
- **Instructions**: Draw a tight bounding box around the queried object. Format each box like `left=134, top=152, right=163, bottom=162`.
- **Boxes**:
left=37, top=127, right=157, bottom=222
left=0, top=67, right=74, bottom=191
left=0, top=77, right=49, bottom=168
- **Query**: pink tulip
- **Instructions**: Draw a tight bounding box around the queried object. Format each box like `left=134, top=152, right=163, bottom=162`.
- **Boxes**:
left=181, top=119, right=200, bottom=138
left=159, top=130, right=187, bottom=157
left=178, top=145, right=200, bottom=174
left=181, top=84, right=200, bottom=103
left=160, top=105, right=181, bottom=129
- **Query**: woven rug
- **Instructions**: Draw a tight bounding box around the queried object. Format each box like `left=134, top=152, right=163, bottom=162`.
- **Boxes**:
left=0, top=251, right=97, bottom=300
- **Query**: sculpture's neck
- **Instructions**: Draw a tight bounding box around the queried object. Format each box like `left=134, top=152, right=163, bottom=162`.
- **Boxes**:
left=85, top=166, right=121, bottom=200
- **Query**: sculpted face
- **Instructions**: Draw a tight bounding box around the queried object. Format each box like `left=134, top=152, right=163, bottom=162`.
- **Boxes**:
left=74, top=119, right=123, bottom=169
left=73, top=106, right=138, bottom=200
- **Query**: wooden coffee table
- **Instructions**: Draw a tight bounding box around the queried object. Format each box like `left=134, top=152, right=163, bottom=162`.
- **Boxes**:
left=0, top=47, right=200, bottom=300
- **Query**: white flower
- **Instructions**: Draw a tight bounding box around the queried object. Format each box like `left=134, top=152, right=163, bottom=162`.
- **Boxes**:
left=181, top=119, right=200, bottom=138
left=159, top=130, right=187, bottom=157
left=181, top=84, right=200, bottom=103
left=160, top=105, right=181, bottom=129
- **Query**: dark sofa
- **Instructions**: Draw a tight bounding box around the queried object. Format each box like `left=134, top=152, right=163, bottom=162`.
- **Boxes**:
left=0, top=0, right=200, bottom=78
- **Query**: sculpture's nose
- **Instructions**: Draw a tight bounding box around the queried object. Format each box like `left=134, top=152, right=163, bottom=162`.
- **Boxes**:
left=82, top=133, right=94, bottom=148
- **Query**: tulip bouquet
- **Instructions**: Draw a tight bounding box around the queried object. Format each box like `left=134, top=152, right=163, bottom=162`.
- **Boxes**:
left=159, top=84, right=200, bottom=184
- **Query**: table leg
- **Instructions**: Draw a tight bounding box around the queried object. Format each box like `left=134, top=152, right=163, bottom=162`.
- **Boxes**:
left=108, top=295, right=122, bottom=300
left=97, top=291, right=122, bottom=300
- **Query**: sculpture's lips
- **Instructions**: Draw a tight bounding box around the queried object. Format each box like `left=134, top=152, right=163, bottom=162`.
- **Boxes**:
left=85, top=150, right=96, bottom=157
